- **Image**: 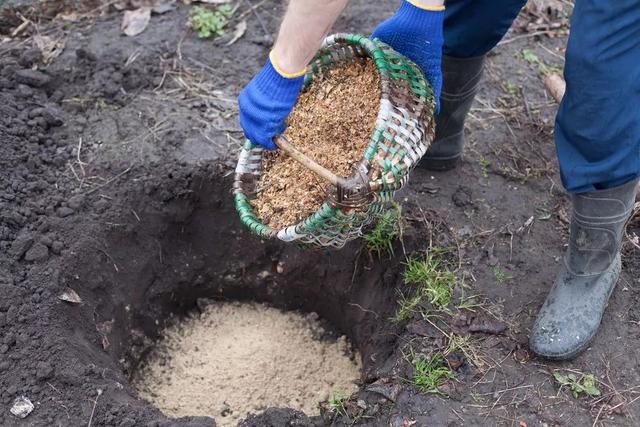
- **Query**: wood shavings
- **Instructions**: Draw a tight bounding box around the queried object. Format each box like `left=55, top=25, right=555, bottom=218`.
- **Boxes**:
left=252, top=60, right=380, bottom=229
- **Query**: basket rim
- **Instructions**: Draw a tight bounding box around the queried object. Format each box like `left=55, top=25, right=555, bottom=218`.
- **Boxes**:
left=235, top=33, right=432, bottom=240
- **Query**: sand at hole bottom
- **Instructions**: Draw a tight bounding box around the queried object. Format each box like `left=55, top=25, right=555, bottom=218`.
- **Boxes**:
left=252, top=60, right=381, bottom=229
left=133, top=302, right=361, bottom=426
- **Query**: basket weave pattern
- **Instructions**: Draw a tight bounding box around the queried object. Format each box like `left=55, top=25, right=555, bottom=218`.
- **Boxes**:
left=234, top=33, right=436, bottom=248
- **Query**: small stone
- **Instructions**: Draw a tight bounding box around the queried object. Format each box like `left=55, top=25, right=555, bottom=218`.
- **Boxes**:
left=9, top=231, right=34, bottom=259
left=56, top=207, right=74, bottom=218
left=24, top=243, right=49, bottom=262
left=67, top=195, right=84, bottom=210
left=36, top=361, right=54, bottom=380
left=93, top=198, right=109, bottom=213
left=10, top=396, right=34, bottom=419
left=51, top=241, right=64, bottom=255
left=40, top=235, right=53, bottom=247
left=118, top=417, right=136, bottom=427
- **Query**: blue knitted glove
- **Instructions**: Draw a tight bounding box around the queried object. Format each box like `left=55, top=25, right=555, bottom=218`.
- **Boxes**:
left=372, top=0, right=444, bottom=113
left=238, top=53, right=305, bottom=150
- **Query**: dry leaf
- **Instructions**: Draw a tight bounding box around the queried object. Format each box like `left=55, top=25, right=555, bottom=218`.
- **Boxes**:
left=544, top=73, right=566, bottom=103
left=56, top=11, right=78, bottom=22
left=152, top=0, right=176, bottom=14
left=121, top=7, right=152, bottom=37
left=225, top=19, right=247, bottom=46
left=58, top=287, right=82, bottom=304
left=33, top=34, right=66, bottom=65
left=194, top=0, right=232, bottom=3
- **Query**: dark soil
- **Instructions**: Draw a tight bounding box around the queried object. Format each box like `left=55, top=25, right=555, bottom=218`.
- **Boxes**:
left=0, top=1, right=638, bottom=427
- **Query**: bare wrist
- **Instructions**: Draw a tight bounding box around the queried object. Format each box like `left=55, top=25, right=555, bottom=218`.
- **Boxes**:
left=271, top=45, right=309, bottom=77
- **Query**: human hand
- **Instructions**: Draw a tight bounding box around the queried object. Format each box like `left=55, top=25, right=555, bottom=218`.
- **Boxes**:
left=372, top=0, right=444, bottom=112
left=238, top=52, right=305, bottom=150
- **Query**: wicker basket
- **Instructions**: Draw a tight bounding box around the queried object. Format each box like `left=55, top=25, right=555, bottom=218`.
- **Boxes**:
left=234, top=33, right=436, bottom=248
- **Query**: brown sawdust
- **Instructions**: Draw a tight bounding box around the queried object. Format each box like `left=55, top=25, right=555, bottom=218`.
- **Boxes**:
left=252, top=60, right=381, bottom=229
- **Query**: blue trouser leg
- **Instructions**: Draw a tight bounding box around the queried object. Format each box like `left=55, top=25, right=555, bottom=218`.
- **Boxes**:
left=443, top=0, right=528, bottom=58
left=555, top=0, right=640, bottom=192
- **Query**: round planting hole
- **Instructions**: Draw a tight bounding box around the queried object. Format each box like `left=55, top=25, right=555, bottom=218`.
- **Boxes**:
left=132, top=301, right=361, bottom=426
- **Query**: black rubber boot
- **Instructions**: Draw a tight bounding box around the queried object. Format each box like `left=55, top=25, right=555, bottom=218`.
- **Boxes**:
left=529, top=178, right=640, bottom=360
left=418, top=55, right=485, bottom=171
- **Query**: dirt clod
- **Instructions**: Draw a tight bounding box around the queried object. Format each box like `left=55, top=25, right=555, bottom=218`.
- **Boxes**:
left=252, top=60, right=380, bottom=229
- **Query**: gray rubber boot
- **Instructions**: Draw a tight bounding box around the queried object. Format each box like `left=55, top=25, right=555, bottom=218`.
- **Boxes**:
left=529, top=178, right=640, bottom=360
left=418, top=54, right=485, bottom=171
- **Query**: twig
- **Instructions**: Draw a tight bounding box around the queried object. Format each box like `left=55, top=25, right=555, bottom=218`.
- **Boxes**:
left=87, top=389, right=103, bottom=427
left=77, top=137, right=87, bottom=177
left=348, top=303, right=379, bottom=319
left=236, top=0, right=270, bottom=20
left=498, top=30, right=561, bottom=46
left=242, top=0, right=271, bottom=41
left=84, top=166, right=134, bottom=195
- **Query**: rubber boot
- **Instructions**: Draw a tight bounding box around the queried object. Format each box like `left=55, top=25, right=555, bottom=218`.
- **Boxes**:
left=418, top=55, right=485, bottom=171
left=529, top=178, right=640, bottom=360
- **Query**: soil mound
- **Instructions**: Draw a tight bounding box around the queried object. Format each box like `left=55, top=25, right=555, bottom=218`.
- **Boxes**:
left=133, top=302, right=361, bottom=427
left=252, top=60, right=380, bottom=229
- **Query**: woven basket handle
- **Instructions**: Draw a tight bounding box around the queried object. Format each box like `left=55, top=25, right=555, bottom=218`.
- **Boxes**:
left=274, top=135, right=373, bottom=208
left=274, top=136, right=340, bottom=186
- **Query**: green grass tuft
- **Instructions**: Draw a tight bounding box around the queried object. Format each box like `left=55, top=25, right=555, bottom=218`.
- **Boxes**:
left=393, top=293, right=423, bottom=323
left=411, top=354, right=455, bottom=395
left=493, top=266, right=507, bottom=284
left=327, top=389, right=347, bottom=416
left=403, top=253, right=456, bottom=310
left=363, top=204, right=402, bottom=257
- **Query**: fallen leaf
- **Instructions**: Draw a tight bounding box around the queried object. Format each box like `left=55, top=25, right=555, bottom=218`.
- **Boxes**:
left=544, top=73, right=566, bottom=103
left=121, top=7, right=152, bottom=37
left=194, top=0, right=232, bottom=3
left=225, top=19, right=247, bottom=46
left=468, top=315, right=507, bottom=335
left=56, top=11, right=78, bottom=22
left=152, top=0, right=176, bottom=14
left=365, top=379, right=402, bottom=402
left=58, top=287, right=82, bottom=304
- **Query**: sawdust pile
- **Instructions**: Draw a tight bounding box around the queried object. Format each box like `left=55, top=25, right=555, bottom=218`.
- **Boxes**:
left=252, top=60, right=381, bottom=229
left=133, top=302, right=361, bottom=427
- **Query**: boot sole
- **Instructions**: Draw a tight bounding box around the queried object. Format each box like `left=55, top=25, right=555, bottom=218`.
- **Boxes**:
left=416, top=155, right=461, bottom=171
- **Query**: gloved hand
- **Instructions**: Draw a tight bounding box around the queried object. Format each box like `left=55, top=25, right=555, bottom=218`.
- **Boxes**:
left=372, top=0, right=444, bottom=113
left=238, top=52, right=306, bottom=150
